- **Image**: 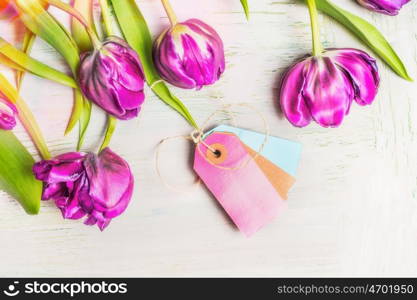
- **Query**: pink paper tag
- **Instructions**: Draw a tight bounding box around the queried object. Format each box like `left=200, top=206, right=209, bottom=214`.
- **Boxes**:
left=194, top=132, right=287, bottom=237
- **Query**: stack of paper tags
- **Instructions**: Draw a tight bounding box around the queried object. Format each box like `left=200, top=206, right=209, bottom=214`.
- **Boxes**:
left=194, top=125, right=302, bottom=237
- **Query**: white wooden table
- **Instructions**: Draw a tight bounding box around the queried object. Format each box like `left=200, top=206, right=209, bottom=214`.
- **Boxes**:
left=1, top=0, right=417, bottom=277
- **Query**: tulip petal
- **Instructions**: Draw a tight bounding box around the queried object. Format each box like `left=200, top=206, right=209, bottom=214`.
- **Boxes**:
left=55, top=152, right=86, bottom=161
left=33, top=152, right=86, bottom=184
left=153, top=19, right=225, bottom=89
left=92, top=211, right=111, bottom=231
left=84, top=148, right=133, bottom=219
left=302, top=57, right=353, bottom=127
left=57, top=175, right=90, bottom=220
left=42, top=182, right=67, bottom=200
left=78, top=37, right=145, bottom=120
left=97, top=219, right=111, bottom=231
left=154, top=30, right=197, bottom=89
left=357, top=0, right=411, bottom=15
left=181, top=19, right=225, bottom=88
left=33, top=160, right=52, bottom=181
left=187, top=19, right=225, bottom=72
left=84, top=214, right=97, bottom=226
left=34, top=149, right=134, bottom=230
left=83, top=213, right=111, bottom=231
left=45, top=161, right=84, bottom=184
left=80, top=54, right=124, bottom=118
left=329, top=48, right=379, bottom=106
left=0, top=97, right=17, bottom=130
left=280, top=59, right=312, bottom=127
left=106, top=39, right=145, bottom=92
left=60, top=200, right=85, bottom=220
left=105, top=40, right=145, bottom=110
left=110, top=0, right=197, bottom=127
left=97, top=54, right=143, bottom=112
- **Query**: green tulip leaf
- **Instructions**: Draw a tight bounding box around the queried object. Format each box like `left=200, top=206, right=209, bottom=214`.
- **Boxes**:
left=0, top=130, right=42, bottom=215
left=0, top=74, right=51, bottom=160
left=65, top=89, right=84, bottom=135
left=240, top=0, right=249, bottom=20
left=0, top=74, right=47, bottom=215
left=315, top=0, right=412, bottom=81
left=0, top=55, right=25, bottom=72
left=109, top=0, right=198, bottom=128
left=15, top=0, right=80, bottom=73
left=15, top=0, right=90, bottom=144
left=100, top=115, right=117, bottom=151
left=15, top=0, right=98, bottom=149
left=15, top=3, right=50, bottom=90
left=16, top=31, right=37, bottom=91
left=0, top=37, right=77, bottom=88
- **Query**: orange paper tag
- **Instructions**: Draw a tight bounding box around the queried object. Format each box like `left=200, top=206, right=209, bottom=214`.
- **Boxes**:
left=244, top=144, right=295, bottom=200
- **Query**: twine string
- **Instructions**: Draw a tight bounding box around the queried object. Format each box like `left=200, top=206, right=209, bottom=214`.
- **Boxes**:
left=194, top=103, right=269, bottom=171
left=155, top=135, right=201, bottom=193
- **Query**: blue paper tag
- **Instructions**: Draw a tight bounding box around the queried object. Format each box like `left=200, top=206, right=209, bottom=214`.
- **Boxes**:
left=205, top=125, right=302, bottom=176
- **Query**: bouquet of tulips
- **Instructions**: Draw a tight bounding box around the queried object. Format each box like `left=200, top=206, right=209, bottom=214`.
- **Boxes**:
left=0, top=0, right=412, bottom=231
left=0, top=0, right=225, bottom=230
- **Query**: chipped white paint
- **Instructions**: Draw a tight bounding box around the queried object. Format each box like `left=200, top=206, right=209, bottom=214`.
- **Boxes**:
left=1, top=0, right=417, bottom=277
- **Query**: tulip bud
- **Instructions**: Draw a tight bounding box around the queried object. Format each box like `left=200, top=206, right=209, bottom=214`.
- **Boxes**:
left=357, top=0, right=411, bottom=15
left=153, top=19, right=225, bottom=89
left=33, top=148, right=134, bottom=230
left=78, top=36, right=145, bottom=120
left=280, top=48, right=379, bottom=128
left=0, top=94, right=17, bottom=130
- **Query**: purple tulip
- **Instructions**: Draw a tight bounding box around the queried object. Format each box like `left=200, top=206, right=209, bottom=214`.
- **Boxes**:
left=33, top=148, right=134, bottom=231
left=0, top=94, right=17, bottom=130
left=357, top=0, right=411, bottom=15
left=280, top=48, right=379, bottom=128
left=78, top=36, right=145, bottom=120
left=153, top=18, right=225, bottom=89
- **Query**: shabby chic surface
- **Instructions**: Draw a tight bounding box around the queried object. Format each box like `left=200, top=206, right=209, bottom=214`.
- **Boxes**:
left=1, top=0, right=417, bottom=277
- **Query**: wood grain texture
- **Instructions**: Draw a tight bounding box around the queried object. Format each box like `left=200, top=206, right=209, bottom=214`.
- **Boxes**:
left=1, top=0, right=417, bottom=277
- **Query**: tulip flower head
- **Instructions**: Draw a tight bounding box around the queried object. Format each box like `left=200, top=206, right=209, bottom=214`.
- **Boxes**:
left=33, top=148, right=134, bottom=230
left=357, top=0, right=411, bottom=15
left=153, top=18, right=225, bottom=89
left=280, top=48, right=379, bottom=128
left=0, top=94, right=17, bottom=130
left=280, top=0, right=380, bottom=128
left=78, top=36, right=145, bottom=120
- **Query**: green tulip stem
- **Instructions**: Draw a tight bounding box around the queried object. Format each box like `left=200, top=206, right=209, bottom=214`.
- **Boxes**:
left=98, top=1, right=118, bottom=150
left=99, top=0, right=114, bottom=36
left=306, top=0, right=323, bottom=56
left=45, top=0, right=102, bottom=49
left=100, top=115, right=117, bottom=151
left=161, top=0, right=178, bottom=26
